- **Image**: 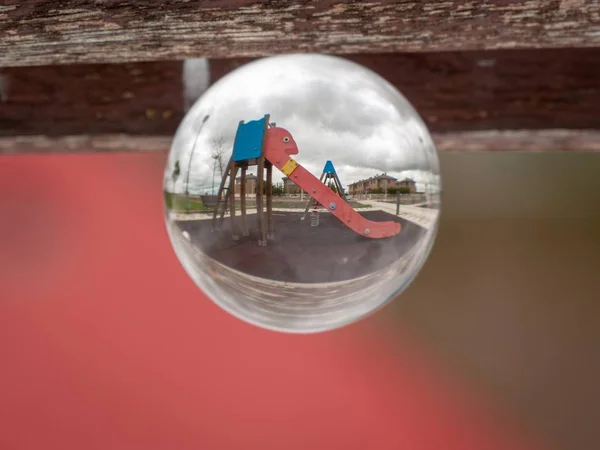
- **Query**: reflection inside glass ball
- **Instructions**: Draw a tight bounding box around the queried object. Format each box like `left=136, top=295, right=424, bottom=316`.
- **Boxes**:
left=164, top=54, right=441, bottom=333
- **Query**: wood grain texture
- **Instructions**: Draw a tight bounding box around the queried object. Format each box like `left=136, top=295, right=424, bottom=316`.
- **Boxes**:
left=3, top=48, right=600, bottom=152
left=210, top=48, right=600, bottom=133
left=434, top=129, right=600, bottom=152
left=0, top=61, right=184, bottom=136
left=0, top=134, right=172, bottom=154
left=210, top=49, right=600, bottom=151
left=4, top=129, right=600, bottom=154
left=4, top=48, right=600, bottom=137
left=1, top=0, right=600, bottom=67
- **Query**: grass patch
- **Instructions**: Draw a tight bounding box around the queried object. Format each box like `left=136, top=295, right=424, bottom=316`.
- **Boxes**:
left=165, top=192, right=209, bottom=212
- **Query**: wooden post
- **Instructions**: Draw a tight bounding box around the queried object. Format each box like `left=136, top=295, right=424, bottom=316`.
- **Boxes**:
left=256, top=156, right=266, bottom=246
left=266, top=162, right=274, bottom=239
left=240, top=166, right=248, bottom=236
left=229, top=165, right=239, bottom=240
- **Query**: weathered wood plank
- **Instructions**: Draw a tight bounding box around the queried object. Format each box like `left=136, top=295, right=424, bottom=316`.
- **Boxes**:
left=0, top=134, right=172, bottom=154
left=210, top=48, right=600, bottom=133
left=1, top=1, right=599, bottom=67
left=434, top=129, right=600, bottom=152
left=3, top=129, right=600, bottom=154
left=3, top=48, right=600, bottom=138
left=0, top=61, right=184, bottom=136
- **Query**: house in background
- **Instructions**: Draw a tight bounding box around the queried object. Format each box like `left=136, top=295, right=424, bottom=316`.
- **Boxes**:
left=282, top=176, right=303, bottom=195
left=398, top=177, right=417, bottom=193
left=234, top=173, right=257, bottom=195
left=348, top=173, right=398, bottom=194
left=348, top=174, right=418, bottom=194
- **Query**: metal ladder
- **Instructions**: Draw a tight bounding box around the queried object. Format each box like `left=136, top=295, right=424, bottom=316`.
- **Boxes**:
left=301, top=170, right=347, bottom=220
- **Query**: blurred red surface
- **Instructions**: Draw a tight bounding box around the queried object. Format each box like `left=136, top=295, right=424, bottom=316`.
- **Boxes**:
left=0, top=153, right=541, bottom=450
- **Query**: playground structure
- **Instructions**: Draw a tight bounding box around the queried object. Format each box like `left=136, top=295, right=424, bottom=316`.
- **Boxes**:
left=212, top=115, right=401, bottom=245
left=301, top=160, right=348, bottom=221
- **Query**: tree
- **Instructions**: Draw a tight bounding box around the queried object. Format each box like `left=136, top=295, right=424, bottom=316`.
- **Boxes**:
left=184, top=113, right=210, bottom=209
left=262, top=181, right=285, bottom=196
left=211, top=136, right=227, bottom=193
left=172, top=160, right=181, bottom=192
left=387, top=186, right=410, bottom=195
left=272, top=182, right=285, bottom=196
left=167, top=160, right=181, bottom=209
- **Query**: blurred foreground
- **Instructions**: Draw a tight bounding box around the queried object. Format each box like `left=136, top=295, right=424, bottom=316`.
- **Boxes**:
left=1, top=152, right=599, bottom=450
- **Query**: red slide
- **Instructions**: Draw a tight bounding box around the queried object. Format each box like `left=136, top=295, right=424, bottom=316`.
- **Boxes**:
left=264, top=126, right=401, bottom=239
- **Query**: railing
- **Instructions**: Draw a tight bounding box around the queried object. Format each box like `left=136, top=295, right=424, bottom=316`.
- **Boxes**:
left=1, top=2, right=599, bottom=154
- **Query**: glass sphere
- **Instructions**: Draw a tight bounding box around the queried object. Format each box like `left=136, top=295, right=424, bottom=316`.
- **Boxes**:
left=164, top=54, right=441, bottom=333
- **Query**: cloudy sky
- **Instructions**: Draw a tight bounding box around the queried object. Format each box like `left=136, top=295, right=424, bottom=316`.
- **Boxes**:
left=166, top=54, right=441, bottom=194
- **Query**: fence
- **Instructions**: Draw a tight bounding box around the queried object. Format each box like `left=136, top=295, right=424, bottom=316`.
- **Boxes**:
left=349, top=193, right=427, bottom=204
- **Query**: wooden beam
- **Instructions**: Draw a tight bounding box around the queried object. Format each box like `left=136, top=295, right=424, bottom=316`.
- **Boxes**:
left=3, top=48, right=600, bottom=153
left=0, top=61, right=184, bottom=137
left=434, top=130, right=600, bottom=152
left=3, top=48, right=600, bottom=138
left=3, top=130, right=600, bottom=154
left=0, top=134, right=172, bottom=154
left=210, top=48, right=600, bottom=133
left=1, top=1, right=600, bottom=67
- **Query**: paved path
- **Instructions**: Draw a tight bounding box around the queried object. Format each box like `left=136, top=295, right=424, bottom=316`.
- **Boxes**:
left=362, top=200, right=439, bottom=230
left=169, top=206, right=379, bottom=222
left=168, top=203, right=439, bottom=230
left=169, top=207, right=306, bottom=222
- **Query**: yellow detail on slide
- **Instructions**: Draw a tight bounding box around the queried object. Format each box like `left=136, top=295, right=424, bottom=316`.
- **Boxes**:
left=281, top=159, right=299, bottom=176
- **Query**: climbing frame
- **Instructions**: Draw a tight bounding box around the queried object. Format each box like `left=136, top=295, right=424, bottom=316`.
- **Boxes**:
left=212, top=114, right=274, bottom=246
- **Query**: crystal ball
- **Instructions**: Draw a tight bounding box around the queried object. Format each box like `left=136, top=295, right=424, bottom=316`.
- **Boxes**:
left=164, top=54, right=441, bottom=333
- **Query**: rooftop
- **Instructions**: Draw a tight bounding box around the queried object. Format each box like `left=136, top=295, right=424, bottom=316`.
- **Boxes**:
left=348, top=173, right=399, bottom=186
